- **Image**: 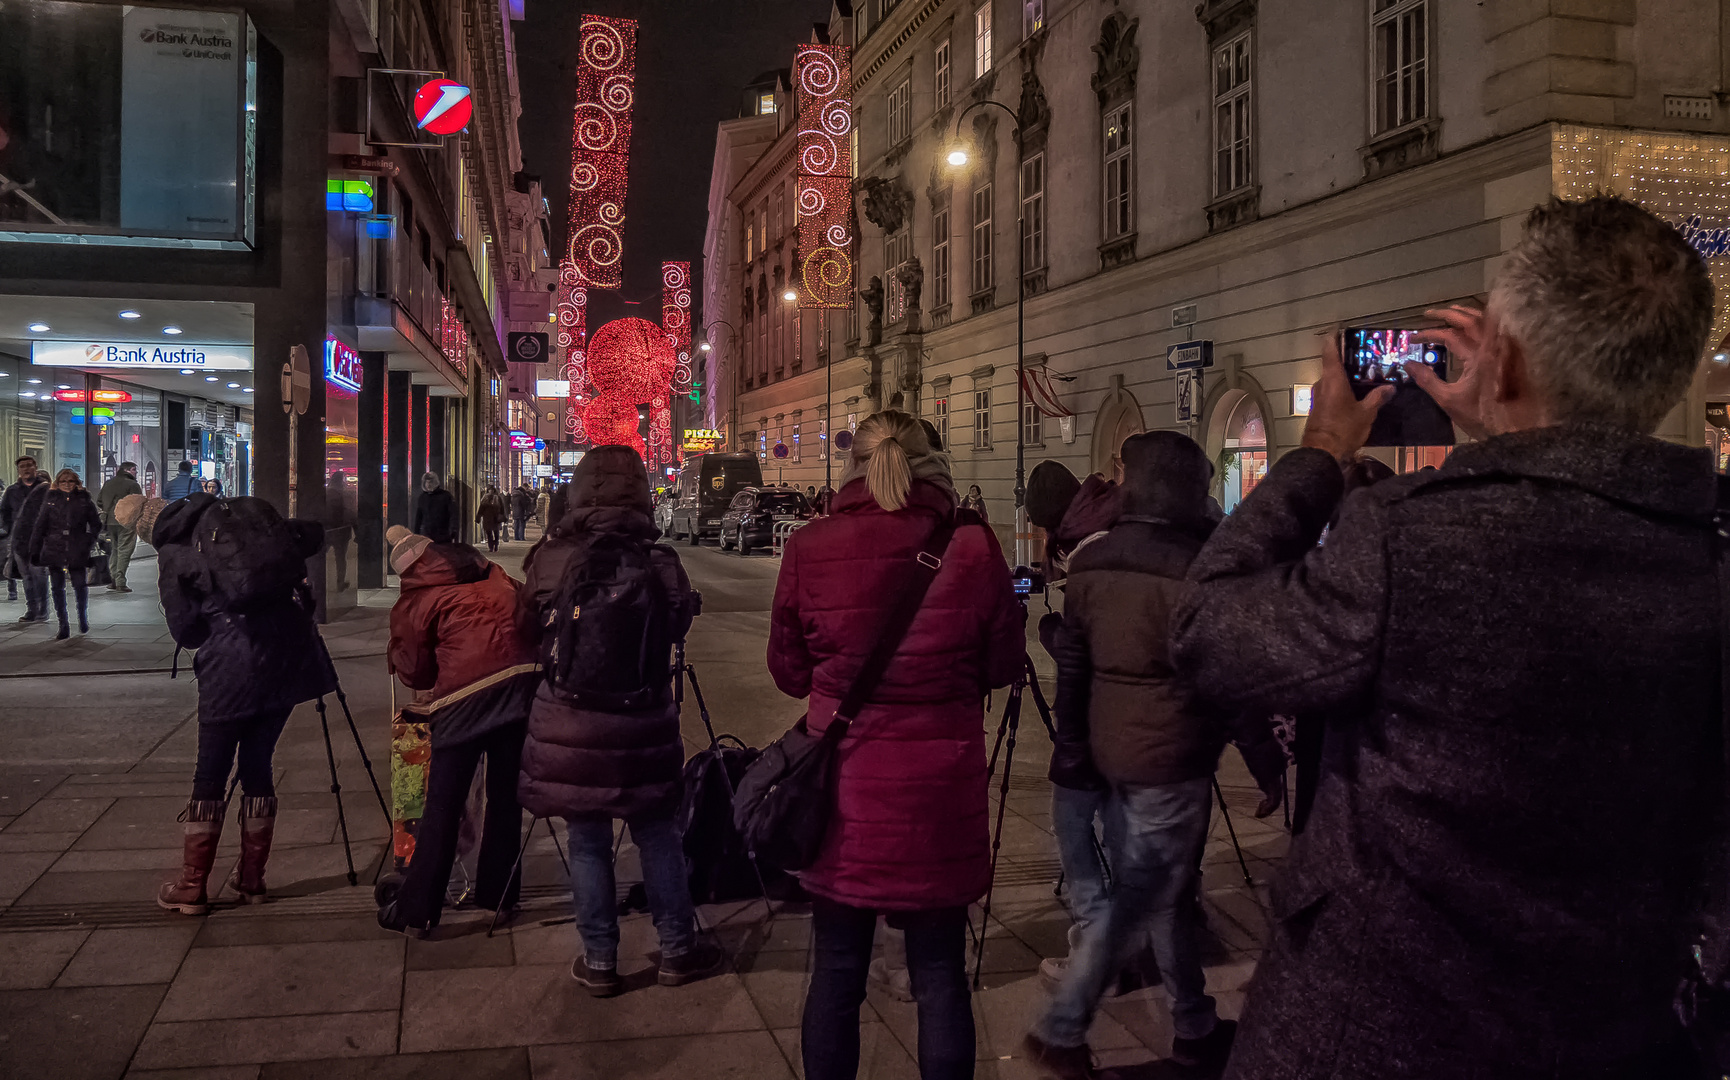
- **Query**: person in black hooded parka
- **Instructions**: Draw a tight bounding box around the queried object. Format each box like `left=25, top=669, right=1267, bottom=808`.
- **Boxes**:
left=25, top=469, right=104, bottom=639
left=153, top=492, right=337, bottom=916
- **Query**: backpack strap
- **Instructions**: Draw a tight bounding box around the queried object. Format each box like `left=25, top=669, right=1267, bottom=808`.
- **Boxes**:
left=831, top=510, right=960, bottom=730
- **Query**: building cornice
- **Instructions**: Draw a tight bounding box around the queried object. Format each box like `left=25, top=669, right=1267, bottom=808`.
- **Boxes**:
left=857, top=0, right=950, bottom=92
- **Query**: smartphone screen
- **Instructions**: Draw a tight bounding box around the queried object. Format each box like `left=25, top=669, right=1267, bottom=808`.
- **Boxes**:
left=1344, top=328, right=1455, bottom=447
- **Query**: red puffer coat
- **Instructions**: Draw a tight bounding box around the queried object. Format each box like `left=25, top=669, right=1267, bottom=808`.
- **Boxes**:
left=389, top=543, right=536, bottom=699
left=768, top=478, right=1025, bottom=910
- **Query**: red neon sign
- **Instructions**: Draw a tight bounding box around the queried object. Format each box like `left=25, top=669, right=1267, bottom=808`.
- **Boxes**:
left=53, top=389, right=133, bottom=404
left=413, top=78, right=473, bottom=136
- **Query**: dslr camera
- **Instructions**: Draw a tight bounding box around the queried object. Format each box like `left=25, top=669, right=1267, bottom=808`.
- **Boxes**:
left=1010, top=565, right=1046, bottom=602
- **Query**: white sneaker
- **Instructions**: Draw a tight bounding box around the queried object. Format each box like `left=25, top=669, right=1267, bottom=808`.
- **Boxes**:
left=1038, top=954, right=1130, bottom=998
left=867, top=956, right=914, bottom=1002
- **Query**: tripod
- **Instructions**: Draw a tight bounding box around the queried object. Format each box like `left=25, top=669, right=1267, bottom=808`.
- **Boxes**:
left=315, top=639, right=394, bottom=887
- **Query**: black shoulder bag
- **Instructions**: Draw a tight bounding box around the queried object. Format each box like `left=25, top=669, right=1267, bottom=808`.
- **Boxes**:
left=732, top=512, right=958, bottom=872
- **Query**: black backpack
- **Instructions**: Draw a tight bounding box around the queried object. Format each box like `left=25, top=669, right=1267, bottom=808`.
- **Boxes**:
left=190, top=497, right=319, bottom=610
left=542, top=533, right=676, bottom=711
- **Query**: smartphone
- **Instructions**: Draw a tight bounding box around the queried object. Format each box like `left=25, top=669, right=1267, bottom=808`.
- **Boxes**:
left=1344, top=328, right=1455, bottom=447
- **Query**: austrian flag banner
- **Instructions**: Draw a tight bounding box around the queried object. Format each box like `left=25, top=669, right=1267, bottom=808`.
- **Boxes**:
left=794, top=43, right=854, bottom=309
left=567, top=14, right=636, bottom=289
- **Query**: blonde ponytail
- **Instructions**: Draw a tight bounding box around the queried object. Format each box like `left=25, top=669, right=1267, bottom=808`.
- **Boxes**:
left=865, top=435, right=912, bottom=511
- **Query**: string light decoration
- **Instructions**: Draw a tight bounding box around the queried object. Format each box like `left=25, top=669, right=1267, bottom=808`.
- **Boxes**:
left=662, top=261, right=693, bottom=393
left=439, top=297, right=468, bottom=377
left=794, top=44, right=854, bottom=308
left=567, top=15, right=636, bottom=290
left=555, top=265, right=589, bottom=441
left=582, top=317, right=677, bottom=463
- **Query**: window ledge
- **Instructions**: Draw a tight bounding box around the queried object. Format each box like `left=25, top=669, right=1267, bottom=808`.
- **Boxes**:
left=1022, top=268, right=1049, bottom=297
left=969, top=288, right=996, bottom=316
left=1098, top=234, right=1136, bottom=270
left=1362, top=119, right=1441, bottom=182
left=1205, top=186, right=1260, bottom=234
left=930, top=303, right=953, bottom=329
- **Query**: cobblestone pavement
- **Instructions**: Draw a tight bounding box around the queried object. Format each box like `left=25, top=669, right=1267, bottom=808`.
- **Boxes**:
left=0, top=535, right=1286, bottom=1080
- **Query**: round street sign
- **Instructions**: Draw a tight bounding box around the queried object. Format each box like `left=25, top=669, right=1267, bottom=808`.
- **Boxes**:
left=834, top=430, right=854, bottom=452
left=772, top=442, right=789, bottom=459
left=413, top=78, right=473, bottom=136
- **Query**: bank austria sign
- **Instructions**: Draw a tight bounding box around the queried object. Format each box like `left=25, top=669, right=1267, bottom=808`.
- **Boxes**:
left=32, top=340, right=253, bottom=371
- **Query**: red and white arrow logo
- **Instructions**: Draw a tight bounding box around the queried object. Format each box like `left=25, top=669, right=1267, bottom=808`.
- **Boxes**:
left=413, top=78, right=473, bottom=136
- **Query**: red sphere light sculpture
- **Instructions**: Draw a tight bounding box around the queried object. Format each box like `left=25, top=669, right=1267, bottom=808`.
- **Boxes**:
left=583, top=317, right=677, bottom=462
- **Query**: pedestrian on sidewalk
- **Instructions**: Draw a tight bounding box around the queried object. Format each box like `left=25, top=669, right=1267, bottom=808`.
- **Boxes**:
left=1025, top=432, right=1269, bottom=1078
left=377, top=525, right=538, bottom=936
left=535, top=481, right=551, bottom=533
left=511, top=484, right=533, bottom=542
left=96, top=461, right=142, bottom=593
left=2, top=455, right=48, bottom=613
left=959, top=483, right=989, bottom=523
left=25, top=469, right=104, bottom=640
left=5, top=460, right=51, bottom=623
left=515, top=445, right=718, bottom=995
left=476, top=487, right=504, bottom=552
left=147, top=491, right=336, bottom=916
left=163, top=459, right=197, bottom=500
left=1172, top=196, right=1723, bottom=1080
left=413, top=472, right=458, bottom=545
left=769, top=411, right=1024, bottom=1080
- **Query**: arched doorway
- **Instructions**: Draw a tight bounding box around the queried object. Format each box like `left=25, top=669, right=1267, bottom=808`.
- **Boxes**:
left=1217, top=392, right=1267, bottom=513
left=1088, top=380, right=1145, bottom=478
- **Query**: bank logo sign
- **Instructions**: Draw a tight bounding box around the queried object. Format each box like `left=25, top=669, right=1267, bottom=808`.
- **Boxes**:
left=33, top=340, right=253, bottom=371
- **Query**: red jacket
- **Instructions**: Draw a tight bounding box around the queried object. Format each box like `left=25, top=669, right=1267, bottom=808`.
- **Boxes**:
left=768, top=478, right=1025, bottom=910
left=389, top=543, right=536, bottom=700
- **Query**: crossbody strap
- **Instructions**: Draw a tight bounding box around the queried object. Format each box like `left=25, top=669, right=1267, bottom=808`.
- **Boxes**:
left=832, top=511, right=960, bottom=728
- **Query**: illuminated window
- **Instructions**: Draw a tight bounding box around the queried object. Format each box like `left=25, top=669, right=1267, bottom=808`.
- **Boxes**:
left=1103, top=104, right=1133, bottom=239
left=1373, top=0, right=1428, bottom=135
left=932, top=205, right=951, bottom=308
left=758, top=91, right=777, bottom=115
left=1021, top=153, right=1045, bottom=270
left=971, top=183, right=993, bottom=295
left=888, top=77, right=912, bottom=146
left=935, top=39, right=952, bottom=108
left=1213, top=31, right=1254, bottom=197
left=974, top=4, right=993, bottom=78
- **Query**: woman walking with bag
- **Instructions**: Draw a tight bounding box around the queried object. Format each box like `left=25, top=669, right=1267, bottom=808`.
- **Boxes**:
left=766, top=410, right=1024, bottom=1080
left=25, top=469, right=104, bottom=639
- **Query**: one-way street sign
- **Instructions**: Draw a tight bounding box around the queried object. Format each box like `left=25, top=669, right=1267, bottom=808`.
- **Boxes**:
left=1166, top=340, right=1216, bottom=371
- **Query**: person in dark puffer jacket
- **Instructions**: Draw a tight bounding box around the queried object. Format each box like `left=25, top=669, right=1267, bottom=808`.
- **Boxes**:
left=515, top=445, right=718, bottom=996
left=149, top=492, right=336, bottom=916
left=378, top=527, right=537, bottom=936
left=769, top=410, right=1024, bottom=1080
left=25, top=469, right=104, bottom=639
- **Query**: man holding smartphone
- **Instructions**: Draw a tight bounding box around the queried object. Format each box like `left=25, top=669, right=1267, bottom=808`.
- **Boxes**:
left=1170, top=196, right=1720, bottom=1080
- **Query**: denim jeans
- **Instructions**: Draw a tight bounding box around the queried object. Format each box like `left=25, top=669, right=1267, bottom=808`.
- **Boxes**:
left=564, top=813, right=696, bottom=969
left=191, top=709, right=292, bottom=801
left=18, top=557, right=47, bottom=617
left=1035, top=776, right=1218, bottom=1046
left=1050, top=784, right=1112, bottom=941
left=803, top=899, right=974, bottom=1080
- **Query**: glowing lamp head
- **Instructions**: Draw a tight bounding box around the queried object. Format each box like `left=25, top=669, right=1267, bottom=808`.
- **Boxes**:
left=946, top=147, right=970, bottom=167
left=782, top=290, right=798, bottom=303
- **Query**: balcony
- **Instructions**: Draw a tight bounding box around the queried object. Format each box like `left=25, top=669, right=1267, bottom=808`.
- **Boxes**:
left=355, top=230, right=468, bottom=393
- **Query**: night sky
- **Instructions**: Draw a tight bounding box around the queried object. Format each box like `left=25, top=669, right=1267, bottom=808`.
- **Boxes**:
left=517, top=0, right=834, bottom=330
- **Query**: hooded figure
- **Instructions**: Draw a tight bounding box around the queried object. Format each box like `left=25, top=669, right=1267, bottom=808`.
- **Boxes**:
left=412, top=472, right=458, bottom=545
left=514, top=446, right=717, bottom=994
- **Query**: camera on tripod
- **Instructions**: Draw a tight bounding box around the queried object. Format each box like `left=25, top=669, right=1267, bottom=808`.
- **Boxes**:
left=1010, top=565, right=1046, bottom=601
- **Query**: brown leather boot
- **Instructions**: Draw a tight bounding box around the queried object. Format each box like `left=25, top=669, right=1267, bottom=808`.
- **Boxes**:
left=227, top=795, right=277, bottom=903
left=157, top=799, right=226, bottom=915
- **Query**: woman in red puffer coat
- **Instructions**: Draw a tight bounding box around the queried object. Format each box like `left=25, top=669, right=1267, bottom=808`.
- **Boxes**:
left=769, top=410, right=1024, bottom=1080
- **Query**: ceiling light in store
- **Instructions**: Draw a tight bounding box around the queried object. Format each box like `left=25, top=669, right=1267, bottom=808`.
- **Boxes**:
left=227, top=382, right=240, bottom=389
left=56, top=384, right=71, bottom=390
left=118, top=310, right=141, bottom=319
left=204, top=375, right=219, bottom=382
left=242, top=387, right=254, bottom=393
left=26, top=378, right=41, bottom=384
left=27, top=323, right=49, bottom=333
left=0, top=372, right=9, bottom=378
left=19, top=391, right=35, bottom=398
left=180, top=368, right=196, bottom=375
left=163, top=326, right=183, bottom=336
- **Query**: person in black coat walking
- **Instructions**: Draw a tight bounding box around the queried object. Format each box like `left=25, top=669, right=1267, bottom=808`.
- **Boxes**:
left=149, top=492, right=337, bottom=916
left=412, top=472, right=457, bottom=545
left=1171, top=197, right=1722, bottom=1080
left=25, top=469, right=104, bottom=639
left=510, top=485, right=533, bottom=541
left=2, top=455, right=48, bottom=614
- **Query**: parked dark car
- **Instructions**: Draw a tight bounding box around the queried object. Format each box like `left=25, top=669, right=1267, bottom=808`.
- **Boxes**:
left=720, top=486, right=810, bottom=556
left=667, top=452, right=763, bottom=544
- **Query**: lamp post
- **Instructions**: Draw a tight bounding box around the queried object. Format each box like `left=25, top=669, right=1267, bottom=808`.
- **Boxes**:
left=946, top=99, right=1029, bottom=567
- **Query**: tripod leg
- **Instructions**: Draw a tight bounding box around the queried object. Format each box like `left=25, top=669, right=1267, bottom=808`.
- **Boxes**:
left=1212, top=776, right=1253, bottom=888
left=318, top=697, right=358, bottom=887
left=683, top=662, right=720, bottom=749
left=489, top=817, right=539, bottom=938
left=333, top=687, right=393, bottom=828
left=975, top=684, right=1023, bottom=991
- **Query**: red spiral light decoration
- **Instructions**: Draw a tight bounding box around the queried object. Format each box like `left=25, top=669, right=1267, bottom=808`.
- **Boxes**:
left=567, top=15, right=636, bottom=290
left=795, top=44, right=854, bottom=308
left=662, top=261, right=692, bottom=394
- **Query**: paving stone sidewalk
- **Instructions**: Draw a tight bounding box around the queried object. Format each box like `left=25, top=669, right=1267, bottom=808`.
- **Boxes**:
left=0, top=538, right=1288, bottom=1080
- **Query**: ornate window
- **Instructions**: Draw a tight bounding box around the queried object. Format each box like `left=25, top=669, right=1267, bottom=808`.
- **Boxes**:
left=1213, top=31, right=1254, bottom=197
left=973, top=386, right=992, bottom=450
left=1021, top=153, right=1045, bottom=271
left=971, top=183, right=994, bottom=296
left=1103, top=105, right=1133, bottom=240
left=933, top=395, right=949, bottom=447
left=935, top=38, right=952, bottom=108
left=1373, top=0, right=1428, bottom=135
left=1022, top=396, right=1043, bottom=447
left=1024, top=0, right=1044, bottom=36
left=887, top=76, right=913, bottom=147
left=974, top=4, right=993, bottom=78
left=932, top=205, right=952, bottom=309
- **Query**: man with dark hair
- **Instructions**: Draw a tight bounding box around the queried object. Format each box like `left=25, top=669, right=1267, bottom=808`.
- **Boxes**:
left=1172, top=196, right=1721, bottom=1079
left=163, top=459, right=197, bottom=500
left=2, top=456, right=48, bottom=620
left=97, top=461, right=142, bottom=592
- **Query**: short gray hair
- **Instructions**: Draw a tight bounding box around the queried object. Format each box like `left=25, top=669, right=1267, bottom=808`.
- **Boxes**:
left=1491, top=196, right=1714, bottom=432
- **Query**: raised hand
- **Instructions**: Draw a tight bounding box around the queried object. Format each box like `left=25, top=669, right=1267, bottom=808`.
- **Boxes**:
left=1413, top=306, right=1490, bottom=441
left=1300, top=331, right=1395, bottom=463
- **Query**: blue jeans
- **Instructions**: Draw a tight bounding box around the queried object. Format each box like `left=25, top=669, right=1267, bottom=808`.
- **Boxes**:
left=18, top=557, right=47, bottom=617
left=564, top=813, right=697, bottom=969
left=1035, top=777, right=1218, bottom=1046
left=803, top=899, right=974, bottom=1080
left=1051, top=785, right=1112, bottom=941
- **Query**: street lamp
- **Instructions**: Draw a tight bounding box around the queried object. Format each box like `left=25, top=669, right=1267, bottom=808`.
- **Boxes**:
left=947, top=98, right=1031, bottom=567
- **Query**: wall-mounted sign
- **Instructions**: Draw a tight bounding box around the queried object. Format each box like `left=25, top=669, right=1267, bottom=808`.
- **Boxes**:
left=508, top=331, right=549, bottom=364
left=1175, top=371, right=1198, bottom=423
left=53, top=389, right=133, bottom=404
left=1166, top=340, right=1215, bottom=371
left=69, top=407, right=116, bottom=426
left=33, top=341, right=253, bottom=371
left=1293, top=383, right=1314, bottom=417
left=682, top=428, right=723, bottom=453
left=413, top=78, right=473, bottom=135
left=535, top=464, right=555, bottom=477
left=340, top=154, right=400, bottom=177
left=536, top=379, right=571, bottom=398
left=559, top=450, right=583, bottom=466
left=327, top=178, right=374, bottom=213
left=508, top=430, right=536, bottom=451
left=325, top=338, right=363, bottom=394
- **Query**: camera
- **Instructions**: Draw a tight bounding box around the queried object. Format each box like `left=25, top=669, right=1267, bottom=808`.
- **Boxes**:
left=1010, top=565, right=1046, bottom=600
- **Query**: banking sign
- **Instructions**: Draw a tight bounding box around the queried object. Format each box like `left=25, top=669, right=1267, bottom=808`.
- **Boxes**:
left=32, top=341, right=253, bottom=371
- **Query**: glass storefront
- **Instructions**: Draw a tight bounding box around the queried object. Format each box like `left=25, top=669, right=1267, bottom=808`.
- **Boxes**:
left=98, top=381, right=163, bottom=494
left=1220, top=395, right=1268, bottom=514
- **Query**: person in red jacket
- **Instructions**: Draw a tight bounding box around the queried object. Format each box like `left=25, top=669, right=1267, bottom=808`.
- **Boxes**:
left=769, top=409, right=1024, bottom=1080
left=378, top=526, right=538, bottom=936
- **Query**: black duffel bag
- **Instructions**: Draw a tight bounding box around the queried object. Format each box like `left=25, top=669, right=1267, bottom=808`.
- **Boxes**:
left=732, top=513, right=957, bottom=873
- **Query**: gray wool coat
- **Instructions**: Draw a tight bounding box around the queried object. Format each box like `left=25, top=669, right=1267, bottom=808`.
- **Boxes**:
left=1172, top=427, right=1722, bottom=1080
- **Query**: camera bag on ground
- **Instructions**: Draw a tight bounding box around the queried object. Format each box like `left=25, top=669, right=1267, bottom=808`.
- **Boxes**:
left=541, top=532, right=674, bottom=710
left=731, top=511, right=958, bottom=873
